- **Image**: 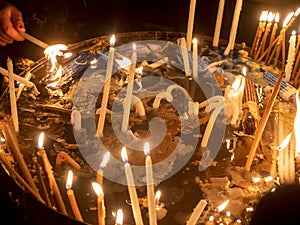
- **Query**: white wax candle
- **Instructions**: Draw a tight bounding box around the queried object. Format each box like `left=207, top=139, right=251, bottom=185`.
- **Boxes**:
left=92, top=182, right=105, bottom=225
left=121, top=147, right=144, bottom=225
left=97, top=35, right=115, bottom=137
left=71, top=108, right=81, bottom=131
left=224, top=0, right=243, bottom=56
left=186, top=0, right=197, bottom=50
left=284, top=31, right=296, bottom=81
left=192, top=38, right=198, bottom=78
left=144, top=142, right=157, bottom=225
left=7, top=58, right=19, bottom=133
left=186, top=199, right=207, bottom=225
left=213, top=0, right=225, bottom=47
left=122, top=44, right=137, bottom=132
left=178, top=37, right=191, bottom=76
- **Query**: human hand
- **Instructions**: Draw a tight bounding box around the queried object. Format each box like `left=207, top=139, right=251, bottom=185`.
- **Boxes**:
left=0, top=1, right=25, bottom=46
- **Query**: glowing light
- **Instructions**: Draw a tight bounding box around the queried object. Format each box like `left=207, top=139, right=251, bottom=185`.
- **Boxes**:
left=121, top=147, right=128, bottom=163
left=99, top=152, right=110, bottom=169
left=209, top=216, right=214, bottom=222
left=115, top=209, right=123, bottom=225
left=38, top=132, right=44, bottom=149
left=260, top=11, right=268, bottom=21
left=267, top=12, right=275, bottom=22
left=242, top=66, right=247, bottom=76
left=92, top=182, right=103, bottom=198
left=66, top=170, right=73, bottom=189
left=277, top=132, right=292, bottom=151
left=283, top=12, right=294, bottom=27
left=252, top=177, right=261, bottom=183
left=216, top=200, right=229, bottom=212
left=192, top=37, right=198, bottom=45
left=274, top=13, right=279, bottom=23
left=264, top=176, right=273, bottom=182
left=44, top=44, right=68, bottom=72
left=295, top=7, right=300, bottom=17
left=110, top=34, right=116, bottom=46
left=144, top=142, right=150, bottom=156
left=155, top=190, right=161, bottom=207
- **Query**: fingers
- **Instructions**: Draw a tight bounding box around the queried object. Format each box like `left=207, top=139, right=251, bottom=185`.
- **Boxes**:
left=0, top=4, right=25, bottom=45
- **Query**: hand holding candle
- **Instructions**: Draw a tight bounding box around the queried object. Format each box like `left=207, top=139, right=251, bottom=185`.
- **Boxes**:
left=121, top=147, right=144, bottom=225
left=66, top=170, right=83, bottom=222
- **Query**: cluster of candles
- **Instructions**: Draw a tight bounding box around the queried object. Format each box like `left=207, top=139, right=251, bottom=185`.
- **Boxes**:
left=250, top=8, right=300, bottom=83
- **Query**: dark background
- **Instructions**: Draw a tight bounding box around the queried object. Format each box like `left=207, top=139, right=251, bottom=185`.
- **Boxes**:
left=1, top=0, right=300, bottom=64
left=0, top=0, right=300, bottom=225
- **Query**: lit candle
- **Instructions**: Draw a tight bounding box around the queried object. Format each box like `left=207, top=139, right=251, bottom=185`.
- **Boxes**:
left=192, top=38, right=198, bottom=78
left=277, top=132, right=292, bottom=183
left=144, top=142, right=157, bottom=225
left=178, top=37, right=191, bottom=76
left=97, top=152, right=110, bottom=187
left=36, top=132, right=68, bottom=215
left=186, top=0, right=197, bottom=50
left=291, top=34, right=300, bottom=79
left=285, top=31, right=296, bottom=81
left=265, top=13, right=279, bottom=62
left=122, top=43, right=137, bottom=132
left=66, top=170, right=83, bottom=222
left=115, top=209, right=123, bottom=225
left=250, top=11, right=268, bottom=57
left=7, top=57, right=19, bottom=133
left=97, top=34, right=116, bottom=137
left=186, top=199, right=207, bottom=225
left=223, top=211, right=232, bottom=224
left=154, top=191, right=167, bottom=220
left=254, top=12, right=275, bottom=60
left=92, top=182, right=105, bottom=225
left=121, top=147, right=144, bottom=225
left=223, top=0, right=243, bottom=56
left=281, top=12, right=295, bottom=71
left=71, top=107, right=81, bottom=131
left=213, top=0, right=225, bottom=48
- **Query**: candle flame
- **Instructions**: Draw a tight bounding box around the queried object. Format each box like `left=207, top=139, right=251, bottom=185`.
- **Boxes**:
left=66, top=170, right=73, bottom=189
left=295, top=7, right=300, bottom=17
left=132, top=43, right=136, bottom=51
left=38, top=132, right=44, bottom=149
left=115, top=209, right=123, bottom=225
left=277, top=132, right=292, bottom=151
left=44, top=44, right=68, bottom=72
left=209, top=216, right=214, bottom=222
left=121, top=146, right=128, bottom=163
left=260, top=11, right=268, bottom=22
left=295, top=90, right=300, bottom=156
left=99, top=152, right=110, bottom=169
left=216, top=199, right=229, bottom=212
left=242, top=66, right=247, bottom=76
left=267, top=12, right=275, bottom=22
left=92, top=182, right=104, bottom=197
left=292, top=30, right=297, bottom=36
left=264, top=176, right=273, bottom=182
left=144, top=142, right=150, bottom=156
left=155, top=190, right=161, bottom=203
left=135, top=66, right=143, bottom=74
left=226, top=211, right=231, bottom=217
left=110, top=34, right=116, bottom=46
left=275, top=13, right=280, bottom=23
left=252, top=177, right=261, bottom=183
left=192, top=38, right=198, bottom=45
left=283, top=12, right=294, bottom=27
left=46, top=65, right=63, bottom=88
